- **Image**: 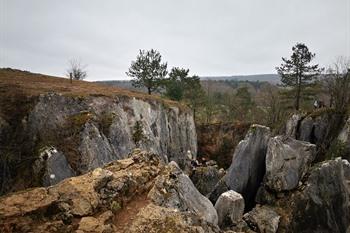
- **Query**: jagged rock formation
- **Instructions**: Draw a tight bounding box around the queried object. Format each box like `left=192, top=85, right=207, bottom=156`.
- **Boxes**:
left=257, top=158, right=350, bottom=233
left=210, top=125, right=271, bottom=208
left=190, top=165, right=225, bottom=196
left=148, top=161, right=218, bottom=225
left=0, top=69, right=197, bottom=195
left=28, top=93, right=196, bottom=173
left=285, top=110, right=345, bottom=160
left=339, top=117, right=350, bottom=159
left=0, top=150, right=225, bottom=233
left=33, top=147, right=75, bottom=186
left=265, top=136, right=316, bottom=191
left=243, top=205, right=280, bottom=233
left=215, top=190, right=244, bottom=228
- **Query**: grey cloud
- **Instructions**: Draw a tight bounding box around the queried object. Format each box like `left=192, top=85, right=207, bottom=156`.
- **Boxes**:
left=0, top=0, right=349, bottom=80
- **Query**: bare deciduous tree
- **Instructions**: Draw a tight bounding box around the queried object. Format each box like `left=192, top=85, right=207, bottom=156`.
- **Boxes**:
left=66, top=59, right=87, bottom=83
left=323, top=57, right=350, bottom=112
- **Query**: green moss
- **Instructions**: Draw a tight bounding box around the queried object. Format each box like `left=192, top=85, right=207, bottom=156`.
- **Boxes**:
left=110, top=201, right=121, bottom=213
left=99, top=112, right=117, bottom=136
left=65, top=111, right=92, bottom=136
left=325, top=139, right=347, bottom=160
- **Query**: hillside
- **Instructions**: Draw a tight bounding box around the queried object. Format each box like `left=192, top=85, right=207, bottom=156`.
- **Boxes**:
left=0, top=68, right=185, bottom=115
left=0, top=68, right=196, bottom=196
left=200, top=74, right=281, bottom=84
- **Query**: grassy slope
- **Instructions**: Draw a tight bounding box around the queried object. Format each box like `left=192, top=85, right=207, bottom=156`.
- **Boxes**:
left=0, top=68, right=186, bottom=120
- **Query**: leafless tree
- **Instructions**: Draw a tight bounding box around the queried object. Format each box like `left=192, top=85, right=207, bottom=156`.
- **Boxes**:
left=323, top=57, right=350, bottom=112
left=66, top=59, right=87, bottom=83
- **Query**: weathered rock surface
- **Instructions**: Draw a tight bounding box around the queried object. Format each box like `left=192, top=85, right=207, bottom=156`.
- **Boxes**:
left=265, top=136, right=316, bottom=191
left=148, top=161, right=218, bottom=225
left=37, top=147, right=76, bottom=186
left=28, top=94, right=197, bottom=170
left=215, top=190, right=244, bottom=228
left=0, top=150, right=162, bottom=232
left=190, top=165, right=224, bottom=196
left=285, top=111, right=345, bottom=161
left=270, top=158, right=350, bottom=233
left=339, top=117, right=350, bottom=159
left=285, top=113, right=302, bottom=138
left=125, top=203, right=222, bottom=233
left=243, top=205, right=280, bottom=233
left=1, top=91, right=197, bottom=195
left=211, top=125, right=271, bottom=208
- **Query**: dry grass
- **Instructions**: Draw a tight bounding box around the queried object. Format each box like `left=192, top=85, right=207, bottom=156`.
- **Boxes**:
left=0, top=68, right=187, bottom=113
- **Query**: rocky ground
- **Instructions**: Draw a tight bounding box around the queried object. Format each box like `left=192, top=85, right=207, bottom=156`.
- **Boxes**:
left=1, top=69, right=350, bottom=233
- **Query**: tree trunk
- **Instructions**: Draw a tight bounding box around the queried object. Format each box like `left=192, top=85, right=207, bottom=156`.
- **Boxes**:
left=295, top=76, right=301, bottom=110
left=147, top=87, right=151, bottom=95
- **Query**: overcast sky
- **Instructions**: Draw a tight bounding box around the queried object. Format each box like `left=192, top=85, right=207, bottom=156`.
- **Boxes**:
left=0, top=0, right=349, bottom=81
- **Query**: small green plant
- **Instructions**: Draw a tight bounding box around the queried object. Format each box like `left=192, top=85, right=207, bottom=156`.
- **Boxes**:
left=110, top=201, right=121, bottom=213
left=100, top=112, right=116, bottom=136
left=132, top=120, right=148, bottom=147
left=65, top=111, right=92, bottom=136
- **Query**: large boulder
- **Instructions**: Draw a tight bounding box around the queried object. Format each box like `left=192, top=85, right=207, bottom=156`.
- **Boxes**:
left=34, top=147, right=76, bottom=186
left=148, top=161, right=218, bottom=225
left=190, top=166, right=224, bottom=196
left=210, top=125, right=271, bottom=208
left=243, top=205, right=280, bottom=233
left=272, top=158, right=350, bottom=233
left=265, top=136, right=316, bottom=191
left=214, top=190, right=244, bottom=228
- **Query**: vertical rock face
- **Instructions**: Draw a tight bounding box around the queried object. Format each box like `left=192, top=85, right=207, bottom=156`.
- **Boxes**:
left=148, top=161, right=218, bottom=225
left=273, top=158, right=350, bottom=233
left=338, top=117, right=350, bottom=160
left=214, top=190, right=244, bottom=228
left=265, top=136, right=316, bottom=192
left=285, top=113, right=303, bottom=138
left=23, top=94, right=197, bottom=186
left=218, top=125, right=271, bottom=208
left=285, top=111, right=345, bottom=161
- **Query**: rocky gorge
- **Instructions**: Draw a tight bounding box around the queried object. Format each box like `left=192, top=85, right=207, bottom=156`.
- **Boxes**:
left=1, top=69, right=350, bottom=233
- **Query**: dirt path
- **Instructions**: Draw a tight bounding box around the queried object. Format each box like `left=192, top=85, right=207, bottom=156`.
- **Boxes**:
left=114, top=195, right=150, bottom=232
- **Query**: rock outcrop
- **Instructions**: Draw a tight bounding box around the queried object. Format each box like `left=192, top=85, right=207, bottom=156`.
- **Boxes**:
left=215, top=190, right=244, bottom=228
left=33, top=146, right=75, bottom=186
left=210, top=125, right=271, bottom=208
left=265, top=136, right=316, bottom=191
left=125, top=204, right=222, bottom=233
left=338, top=117, right=350, bottom=159
left=243, top=205, right=280, bottom=233
left=0, top=90, right=197, bottom=194
left=28, top=93, right=197, bottom=171
left=190, top=165, right=224, bottom=196
left=148, top=161, right=218, bottom=225
left=285, top=110, right=345, bottom=161
left=0, top=150, right=226, bottom=233
left=265, top=158, right=350, bottom=233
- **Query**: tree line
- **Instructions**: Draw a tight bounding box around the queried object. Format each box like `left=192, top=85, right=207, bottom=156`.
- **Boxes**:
left=66, top=43, right=350, bottom=129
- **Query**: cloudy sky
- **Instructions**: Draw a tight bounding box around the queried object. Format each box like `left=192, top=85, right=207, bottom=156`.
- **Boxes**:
left=0, top=0, right=349, bottom=81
